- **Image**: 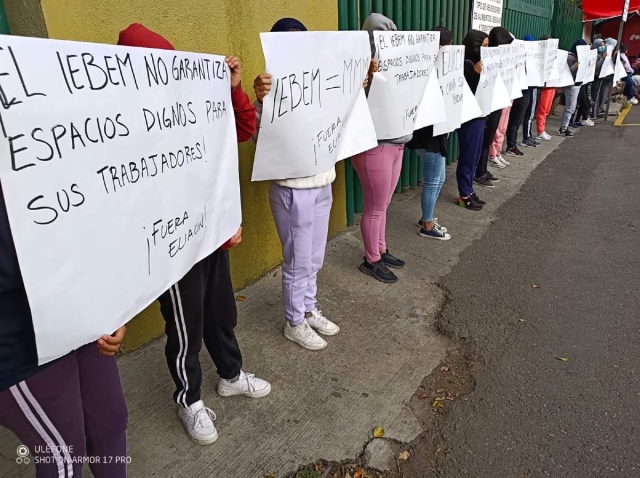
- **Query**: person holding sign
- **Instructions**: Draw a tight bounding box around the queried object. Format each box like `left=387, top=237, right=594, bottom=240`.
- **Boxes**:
left=352, top=13, right=409, bottom=284
left=560, top=39, right=586, bottom=137
left=407, top=26, right=454, bottom=241
left=456, top=29, right=489, bottom=211
left=535, top=35, right=559, bottom=141
left=521, top=35, right=542, bottom=149
left=0, top=187, right=129, bottom=476
left=252, top=18, right=341, bottom=351
left=117, top=24, right=271, bottom=447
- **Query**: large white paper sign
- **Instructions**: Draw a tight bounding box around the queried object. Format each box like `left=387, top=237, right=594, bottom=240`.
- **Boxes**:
left=368, top=31, right=440, bottom=139
left=576, top=46, right=597, bottom=84
left=0, top=35, right=242, bottom=364
left=525, top=41, right=547, bottom=87
left=476, top=47, right=511, bottom=116
left=461, top=78, right=483, bottom=124
left=544, top=39, right=560, bottom=82
left=546, top=50, right=575, bottom=88
left=599, top=46, right=615, bottom=78
left=614, top=53, right=628, bottom=84
left=512, top=40, right=529, bottom=92
left=498, top=43, right=523, bottom=100
left=471, top=0, right=504, bottom=34
left=415, top=69, right=447, bottom=129
left=433, top=46, right=465, bottom=136
left=252, top=31, right=376, bottom=182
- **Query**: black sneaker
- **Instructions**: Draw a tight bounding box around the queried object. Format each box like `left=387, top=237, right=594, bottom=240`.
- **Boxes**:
left=381, top=250, right=405, bottom=269
left=483, top=172, right=500, bottom=183
left=505, top=147, right=524, bottom=157
left=473, top=176, right=495, bottom=188
left=458, top=196, right=483, bottom=211
left=359, top=259, right=398, bottom=283
left=559, top=128, right=574, bottom=137
left=471, top=193, right=486, bottom=205
left=531, top=138, right=541, bottom=146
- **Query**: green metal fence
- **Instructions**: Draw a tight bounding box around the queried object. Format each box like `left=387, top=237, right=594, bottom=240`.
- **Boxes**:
left=551, top=0, right=584, bottom=50
left=502, top=0, right=553, bottom=40
left=338, top=0, right=471, bottom=226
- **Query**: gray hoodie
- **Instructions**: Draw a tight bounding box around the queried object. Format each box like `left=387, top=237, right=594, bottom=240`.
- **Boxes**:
left=362, top=13, right=413, bottom=145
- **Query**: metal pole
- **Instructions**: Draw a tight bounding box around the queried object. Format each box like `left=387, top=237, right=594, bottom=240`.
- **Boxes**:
left=605, top=1, right=627, bottom=122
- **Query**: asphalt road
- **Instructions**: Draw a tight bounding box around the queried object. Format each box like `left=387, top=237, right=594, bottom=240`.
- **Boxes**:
left=431, top=119, right=640, bottom=477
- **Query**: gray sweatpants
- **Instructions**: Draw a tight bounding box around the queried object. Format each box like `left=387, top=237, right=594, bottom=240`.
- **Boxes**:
left=562, top=86, right=581, bottom=129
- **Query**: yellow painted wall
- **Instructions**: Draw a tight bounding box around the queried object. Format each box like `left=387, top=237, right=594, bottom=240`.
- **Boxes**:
left=9, top=0, right=343, bottom=350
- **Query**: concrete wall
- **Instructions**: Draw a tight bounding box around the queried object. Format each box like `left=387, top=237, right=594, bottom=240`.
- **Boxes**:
left=5, top=0, right=343, bottom=350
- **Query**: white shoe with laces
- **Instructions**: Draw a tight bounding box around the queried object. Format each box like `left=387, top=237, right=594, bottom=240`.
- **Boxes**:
left=178, top=400, right=218, bottom=445
left=489, top=157, right=506, bottom=169
left=284, top=319, right=327, bottom=350
left=537, top=132, right=552, bottom=141
left=306, top=308, right=340, bottom=336
left=629, top=97, right=639, bottom=105
left=496, top=154, right=510, bottom=166
left=584, top=118, right=595, bottom=126
left=217, top=370, right=272, bottom=398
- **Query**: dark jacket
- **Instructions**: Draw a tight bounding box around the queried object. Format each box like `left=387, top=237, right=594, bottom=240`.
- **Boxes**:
left=462, top=30, right=488, bottom=94
left=406, top=126, right=448, bottom=157
left=0, top=185, right=42, bottom=392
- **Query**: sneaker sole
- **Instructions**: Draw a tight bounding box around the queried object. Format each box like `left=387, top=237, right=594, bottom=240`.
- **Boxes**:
left=311, top=325, right=340, bottom=336
left=178, top=410, right=219, bottom=446
left=419, top=231, right=452, bottom=241
left=283, top=328, right=327, bottom=350
left=382, top=261, right=404, bottom=270
left=458, top=203, right=483, bottom=211
left=536, top=137, right=551, bottom=141
left=358, top=263, right=398, bottom=283
left=217, top=382, right=272, bottom=399
left=474, top=183, right=495, bottom=188
left=489, top=162, right=506, bottom=169
left=416, top=221, right=448, bottom=233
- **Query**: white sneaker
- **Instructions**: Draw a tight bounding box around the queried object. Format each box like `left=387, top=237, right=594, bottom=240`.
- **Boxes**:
left=584, top=118, right=595, bottom=126
left=629, top=97, right=638, bottom=105
left=433, top=218, right=448, bottom=233
left=178, top=400, right=218, bottom=446
left=284, top=320, right=327, bottom=350
left=306, top=309, right=340, bottom=336
left=537, top=132, right=552, bottom=141
left=489, top=157, right=506, bottom=169
left=496, top=154, right=510, bottom=166
left=217, top=370, right=272, bottom=398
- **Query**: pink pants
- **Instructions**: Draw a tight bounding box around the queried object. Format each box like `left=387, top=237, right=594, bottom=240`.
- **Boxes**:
left=352, top=144, right=404, bottom=264
left=489, top=106, right=511, bottom=158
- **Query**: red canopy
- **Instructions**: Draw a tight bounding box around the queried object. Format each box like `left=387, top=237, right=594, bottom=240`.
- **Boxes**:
left=583, top=0, right=640, bottom=21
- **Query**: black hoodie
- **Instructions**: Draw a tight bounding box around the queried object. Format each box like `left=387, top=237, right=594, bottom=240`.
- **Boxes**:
left=462, top=30, right=488, bottom=95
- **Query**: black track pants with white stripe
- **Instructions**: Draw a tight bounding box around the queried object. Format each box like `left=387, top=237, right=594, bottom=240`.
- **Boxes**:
left=158, top=248, right=243, bottom=408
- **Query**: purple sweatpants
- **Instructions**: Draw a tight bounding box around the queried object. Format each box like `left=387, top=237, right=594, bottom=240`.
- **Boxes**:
left=270, top=183, right=333, bottom=326
left=352, top=144, right=404, bottom=264
left=0, top=344, right=128, bottom=478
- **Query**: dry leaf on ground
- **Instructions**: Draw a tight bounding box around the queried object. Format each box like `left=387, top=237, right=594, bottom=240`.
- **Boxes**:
left=440, top=366, right=449, bottom=372
left=373, top=426, right=385, bottom=438
left=532, top=284, right=539, bottom=289
left=556, top=357, right=569, bottom=362
left=236, top=295, right=246, bottom=302
left=398, top=450, right=411, bottom=460
left=354, top=470, right=364, bottom=478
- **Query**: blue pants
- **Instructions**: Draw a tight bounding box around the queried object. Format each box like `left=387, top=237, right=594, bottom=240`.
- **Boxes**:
left=457, top=117, right=486, bottom=198
left=417, top=150, right=446, bottom=222
left=623, top=75, right=635, bottom=99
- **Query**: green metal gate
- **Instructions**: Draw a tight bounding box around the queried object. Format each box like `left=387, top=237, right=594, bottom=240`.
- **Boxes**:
left=551, top=0, right=584, bottom=50
left=502, top=0, right=553, bottom=40
left=338, top=0, right=471, bottom=226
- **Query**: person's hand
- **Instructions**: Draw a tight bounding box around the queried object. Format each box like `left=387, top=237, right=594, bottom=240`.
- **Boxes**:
left=225, top=56, right=242, bottom=90
left=97, top=326, right=127, bottom=357
left=253, top=74, right=273, bottom=103
left=474, top=61, right=483, bottom=74
left=575, top=62, right=580, bottom=67
left=227, top=226, right=242, bottom=248
left=603, top=52, right=608, bottom=59
left=363, top=59, right=378, bottom=88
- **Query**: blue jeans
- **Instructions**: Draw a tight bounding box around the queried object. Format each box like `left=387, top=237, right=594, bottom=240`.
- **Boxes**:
left=457, top=117, right=486, bottom=197
left=623, top=74, right=635, bottom=99
left=417, top=150, right=446, bottom=222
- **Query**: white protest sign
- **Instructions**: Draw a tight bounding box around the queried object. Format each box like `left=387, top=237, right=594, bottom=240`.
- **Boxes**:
left=433, top=46, right=465, bottom=136
left=599, top=46, right=615, bottom=78
left=513, top=40, right=529, bottom=91
left=546, top=50, right=575, bottom=88
left=498, top=43, right=523, bottom=100
left=415, top=69, right=447, bottom=129
left=576, top=45, right=597, bottom=84
left=0, top=36, right=241, bottom=364
left=461, top=78, right=483, bottom=124
left=252, top=32, right=377, bottom=182
left=476, top=46, right=511, bottom=116
left=471, top=0, right=504, bottom=34
left=544, top=39, right=560, bottom=81
left=368, top=31, right=440, bottom=139
left=614, top=53, right=628, bottom=83
left=525, top=41, right=546, bottom=87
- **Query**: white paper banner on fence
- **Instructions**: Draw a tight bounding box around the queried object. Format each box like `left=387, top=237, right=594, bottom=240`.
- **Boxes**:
left=461, top=78, right=484, bottom=124
left=0, top=35, right=242, bottom=364
left=476, top=46, right=511, bottom=116
left=512, top=40, right=529, bottom=92
left=498, top=43, right=523, bottom=100
left=599, top=46, right=615, bottom=78
left=471, top=0, right=504, bottom=34
left=546, top=50, right=574, bottom=87
left=614, top=53, right=628, bottom=84
left=367, top=31, right=440, bottom=139
left=576, top=45, right=597, bottom=84
left=252, top=31, right=376, bottom=181
left=433, top=46, right=465, bottom=135
left=525, top=41, right=546, bottom=87
left=544, top=39, right=560, bottom=81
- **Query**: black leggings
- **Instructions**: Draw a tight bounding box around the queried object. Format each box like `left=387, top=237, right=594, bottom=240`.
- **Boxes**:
left=476, top=109, right=502, bottom=178
left=574, top=85, right=591, bottom=122
left=506, top=90, right=531, bottom=148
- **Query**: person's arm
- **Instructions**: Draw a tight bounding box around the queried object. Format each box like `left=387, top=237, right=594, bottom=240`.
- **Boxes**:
left=231, top=86, right=256, bottom=143
left=252, top=73, right=272, bottom=143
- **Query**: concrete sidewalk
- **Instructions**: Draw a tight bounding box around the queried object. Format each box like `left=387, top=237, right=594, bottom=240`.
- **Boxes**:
left=1, top=117, right=568, bottom=478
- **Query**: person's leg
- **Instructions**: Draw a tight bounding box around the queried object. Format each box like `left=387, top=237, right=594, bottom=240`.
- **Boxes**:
left=352, top=145, right=393, bottom=264
left=77, top=344, right=128, bottom=478
left=561, top=86, right=579, bottom=130
left=476, top=109, right=501, bottom=178
left=522, top=88, right=537, bottom=141
left=623, top=75, right=635, bottom=99
left=420, top=150, right=447, bottom=227
left=378, top=144, right=404, bottom=255
left=158, top=259, right=208, bottom=407
left=598, top=79, right=612, bottom=115
left=457, top=119, right=485, bottom=198
left=305, top=184, right=333, bottom=315
left=269, top=184, right=316, bottom=326
left=506, top=94, right=528, bottom=149
left=0, top=351, right=87, bottom=478
left=536, top=88, right=554, bottom=134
